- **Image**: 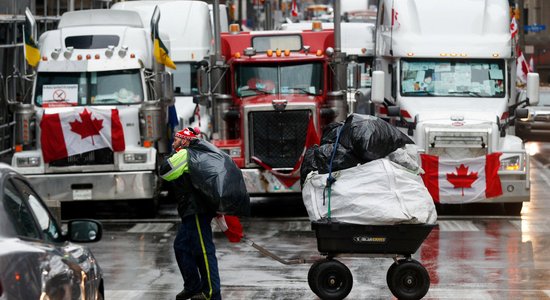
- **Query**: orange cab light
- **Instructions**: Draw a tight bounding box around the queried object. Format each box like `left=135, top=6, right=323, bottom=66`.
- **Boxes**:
left=15, top=272, right=21, bottom=281
left=130, top=53, right=136, bottom=58
left=143, top=140, right=152, bottom=148
left=267, top=49, right=273, bottom=57
left=316, top=49, right=323, bottom=56
left=42, top=56, right=47, bottom=61
left=77, top=54, right=83, bottom=60
left=276, top=49, right=282, bottom=57
left=86, top=54, right=91, bottom=60
left=95, top=54, right=100, bottom=59
left=234, top=52, right=241, bottom=58
left=312, top=21, right=322, bottom=31
left=14, top=144, right=23, bottom=152
left=284, top=49, right=290, bottom=56
left=229, top=23, right=240, bottom=34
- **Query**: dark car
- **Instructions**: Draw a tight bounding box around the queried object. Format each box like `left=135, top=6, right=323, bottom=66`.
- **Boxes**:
left=516, top=87, right=550, bottom=142
left=0, top=163, right=104, bottom=300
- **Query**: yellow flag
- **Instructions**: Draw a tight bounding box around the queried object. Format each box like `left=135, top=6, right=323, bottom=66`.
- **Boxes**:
left=24, top=25, right=40, bottom=67
left=153, top=37, right=176, bottom=69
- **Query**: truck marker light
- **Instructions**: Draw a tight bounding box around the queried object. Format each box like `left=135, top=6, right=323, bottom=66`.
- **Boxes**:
left=312, top=21, right=322, bottom=31
left=316, top=49, right=323, bottom=56
left=406, top=52, right=414, bottom=56
left=267, top=49, right=273, bottom=57
left=95, top=54, right=100, bottom=60
left=15, top=144, right=23, bottom=152
left=440, top=53, right=448, bottom=57
left=361, top=48, right=367, bottom=54
left=77, top=54, right=83, bottom=60
left=284, top=49, right=290, bottom=56
left=492, top=53, right=500, bottom=57
left=460, top=53, right=467, bottom=57
left=143, top=140, right=152, bottom=148
left=234, top=52, right=241, bottom=58
left=192, top=53, right=195, bottom=59
left=130, top=53, right=136, bottom=58
left=450, top=53, right=458, bottom=57
left=42, top=56, right=47, bottom=61
left=276, top=49, right=282, bottom=57
left=14, top=272, right=21, bottom=281
left=229, top=23, right=240, bottom=34
left=86, top=54, right=91, bottom=60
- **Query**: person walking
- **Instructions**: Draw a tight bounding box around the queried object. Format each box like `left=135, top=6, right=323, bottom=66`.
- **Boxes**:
left=160, top=127, right=221, bottom=300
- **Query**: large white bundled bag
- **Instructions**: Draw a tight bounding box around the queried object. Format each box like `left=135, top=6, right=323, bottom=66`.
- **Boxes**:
left=302, top=158, right=437, bottom=225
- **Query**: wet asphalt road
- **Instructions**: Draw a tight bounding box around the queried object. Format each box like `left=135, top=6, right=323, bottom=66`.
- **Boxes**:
left=81, top=142, right=550, bottom=300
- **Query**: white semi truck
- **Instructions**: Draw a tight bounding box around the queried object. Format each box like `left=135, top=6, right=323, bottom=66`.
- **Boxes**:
left=112, top=1, right=229, bottom=137
left=11, top=8, right=174, bottom=213
left=370, top=0, right=540, bottom=215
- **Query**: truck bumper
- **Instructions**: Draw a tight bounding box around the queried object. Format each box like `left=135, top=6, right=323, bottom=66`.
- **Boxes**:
left=241, top=169, right=301, bottom=194
left=25, top=171, right=157, bottom=202
left=482, top=177, right=530, bottom=203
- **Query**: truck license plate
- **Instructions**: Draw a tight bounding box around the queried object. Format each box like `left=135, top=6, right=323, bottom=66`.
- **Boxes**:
left=73, top=189, right=92, bottom=200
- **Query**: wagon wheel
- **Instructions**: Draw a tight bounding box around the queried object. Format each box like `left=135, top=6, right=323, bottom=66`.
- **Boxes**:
left=387, top=261, right=430, bottom=300
left=386, top=259, right=421, bottom=289
left=308, top=259, right=329, bottom=295
left=310, top=259, right=353, bottom=300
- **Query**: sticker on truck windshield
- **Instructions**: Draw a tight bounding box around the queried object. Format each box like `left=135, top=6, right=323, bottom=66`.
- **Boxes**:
left=43, top=84, right=78, bottom=106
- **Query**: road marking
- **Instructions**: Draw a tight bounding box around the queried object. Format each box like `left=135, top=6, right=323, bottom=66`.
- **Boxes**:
left=127, top=223, right=174, bottom=233
left=437, top=220, right=479, bottom=231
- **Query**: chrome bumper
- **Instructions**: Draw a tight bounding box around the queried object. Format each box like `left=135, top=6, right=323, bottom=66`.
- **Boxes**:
left=26, top=171, right=157, bottom=201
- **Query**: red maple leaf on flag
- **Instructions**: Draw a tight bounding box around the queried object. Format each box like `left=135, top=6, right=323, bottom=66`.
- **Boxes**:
left=69, top=109, right=104, bottom=145
left=446, top=164, right=478, bottom=196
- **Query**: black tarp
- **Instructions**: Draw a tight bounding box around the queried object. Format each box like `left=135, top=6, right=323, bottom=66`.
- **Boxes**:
left=187, top=140, right=250, bottom=217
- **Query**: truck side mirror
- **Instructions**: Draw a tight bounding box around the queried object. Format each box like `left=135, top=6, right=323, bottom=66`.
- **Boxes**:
left=526, top=73, right=539, bottom=106
left=371, top=70, right=385, bottom=105
left=193, top=61, right=210, bottom=106
left=161, top=72, right=174, bottom=105
left=515, top=108, right=529, bottom=119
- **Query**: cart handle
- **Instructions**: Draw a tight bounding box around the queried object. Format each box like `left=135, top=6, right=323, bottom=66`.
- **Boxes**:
left=242, top=236, right=318, bottom=265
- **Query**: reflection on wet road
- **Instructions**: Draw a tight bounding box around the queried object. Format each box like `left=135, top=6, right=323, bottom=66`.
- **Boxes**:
left=86, top=142, right=550, bottom=299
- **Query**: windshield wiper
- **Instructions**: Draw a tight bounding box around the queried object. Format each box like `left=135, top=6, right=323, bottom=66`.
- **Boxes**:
left=403, top=90, right=435, bottom=96
left=449, top=91, right=483, bottom=97
left=287, top=87, right=318, bottom=96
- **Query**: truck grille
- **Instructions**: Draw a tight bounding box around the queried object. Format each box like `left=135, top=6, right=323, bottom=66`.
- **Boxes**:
left=249, top=110, right=310, bottom=168
left=48, top=148, right=114, bottom=167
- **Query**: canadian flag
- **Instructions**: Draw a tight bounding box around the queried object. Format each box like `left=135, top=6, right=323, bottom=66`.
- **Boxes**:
left=291, top=0, right=298, bottom=17
left=516, top=50, right=530, bottom=83
left=420, top=153, right=503, bottom=204
left=510, top=17, right=518, bottom=40
left=40, top=107, right=125, bottom=163
left=214, top=214, right=244, bottom=243
left=391, top=8, right=400, bottom=28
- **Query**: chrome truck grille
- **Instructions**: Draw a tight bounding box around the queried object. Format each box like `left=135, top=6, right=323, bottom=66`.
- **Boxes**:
left=248, top=110, right=310, bottom=168
left=425, top=124, right=492, bottom=159
left=48, top=147, right=114, bottom=167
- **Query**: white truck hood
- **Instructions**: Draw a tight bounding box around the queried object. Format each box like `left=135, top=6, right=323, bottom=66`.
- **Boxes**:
left=399, top=97, right=507, bottom=124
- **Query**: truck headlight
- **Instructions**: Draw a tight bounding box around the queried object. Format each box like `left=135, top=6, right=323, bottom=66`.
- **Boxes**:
left=500, top=155, right=521, bottom=171
left=124, top=153, right=147, bottom=163
left=221, top=147, right=241, bottom=158
left=16, top=157, right=40, bottom=167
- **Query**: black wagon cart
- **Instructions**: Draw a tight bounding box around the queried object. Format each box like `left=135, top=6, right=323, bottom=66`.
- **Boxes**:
left=308, top=219, right=436, bottom=300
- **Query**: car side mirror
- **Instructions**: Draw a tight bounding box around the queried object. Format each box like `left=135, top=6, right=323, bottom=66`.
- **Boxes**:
left=67, top=219, right=103, bottom=243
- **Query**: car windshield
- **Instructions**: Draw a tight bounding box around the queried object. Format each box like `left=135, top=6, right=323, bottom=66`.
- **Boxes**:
left=400, top=59, right=506, bottom=98
left=35, top=69, right=143, bottom=107
left=171, top=62, right=198, bottom=96
left=236, top=62, right=323, bottom=97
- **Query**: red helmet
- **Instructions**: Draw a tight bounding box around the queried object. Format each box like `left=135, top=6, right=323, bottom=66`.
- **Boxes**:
left=175, top=127, right=200, bottom=139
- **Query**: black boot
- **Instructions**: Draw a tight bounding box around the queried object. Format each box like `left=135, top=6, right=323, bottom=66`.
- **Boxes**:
left=176, top=290, right=200, bottom=300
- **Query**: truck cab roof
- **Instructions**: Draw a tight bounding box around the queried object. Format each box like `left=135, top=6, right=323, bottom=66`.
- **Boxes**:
left=58, top=9, right=143, bottom=28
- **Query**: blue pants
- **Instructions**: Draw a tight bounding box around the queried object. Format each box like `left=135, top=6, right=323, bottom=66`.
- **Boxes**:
left=174, top=214, right=221, bottom=300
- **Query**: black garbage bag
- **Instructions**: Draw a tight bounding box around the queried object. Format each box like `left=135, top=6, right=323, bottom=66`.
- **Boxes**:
left=300, top=143, right=361, bottom=187
left=187, top=139, right=250, bottom=217
left=338, top=113, right=414, bottom=162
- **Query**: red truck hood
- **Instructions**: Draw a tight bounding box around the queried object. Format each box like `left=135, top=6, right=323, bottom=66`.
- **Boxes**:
left=240, top=93, right=323, bottom=106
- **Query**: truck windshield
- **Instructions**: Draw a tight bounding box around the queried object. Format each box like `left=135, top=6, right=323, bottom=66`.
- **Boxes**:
left=236, top=62, right=323, bottom=97
left=171, top=62, right=198, bottom=96
left=35, top=69, right=144, bottom=107
left=400, top=59, right=505, bottom=98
